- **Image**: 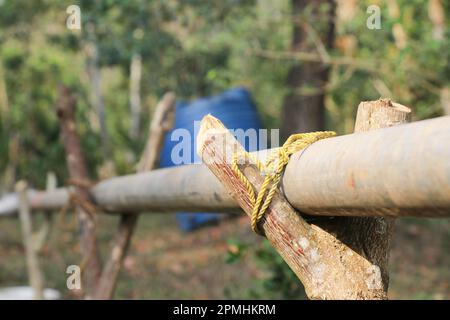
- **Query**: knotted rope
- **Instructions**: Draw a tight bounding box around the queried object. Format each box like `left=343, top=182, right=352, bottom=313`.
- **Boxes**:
left=231, top=131, right=336, bottom=235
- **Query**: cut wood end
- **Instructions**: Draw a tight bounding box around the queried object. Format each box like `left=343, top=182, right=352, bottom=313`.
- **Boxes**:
left=361, top=99, right=411, bottom=113
left=196, top=114, right=227, bottom=156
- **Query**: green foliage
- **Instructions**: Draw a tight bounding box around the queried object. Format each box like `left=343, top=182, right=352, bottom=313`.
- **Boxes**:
left=224, top=237, right=306, bottom=299
left=252, top=240, right=306, bottom=299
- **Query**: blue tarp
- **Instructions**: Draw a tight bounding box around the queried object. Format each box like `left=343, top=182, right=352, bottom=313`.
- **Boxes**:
left=160, top=87, right=262, bottom=232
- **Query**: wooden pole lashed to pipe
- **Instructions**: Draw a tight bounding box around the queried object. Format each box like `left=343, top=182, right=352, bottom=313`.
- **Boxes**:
left=312, top=99, right=411, bottom=298
left=352, top=99, right=410, bottom=290
left=197, top=115, right=386, bottom=299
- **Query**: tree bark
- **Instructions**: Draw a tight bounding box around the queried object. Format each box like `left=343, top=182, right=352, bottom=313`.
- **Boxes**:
left=281, top=0, right=335, bottom=139
left=56, top=85, right=101, bottom=297
left=93, top=92, right=175, bottom=299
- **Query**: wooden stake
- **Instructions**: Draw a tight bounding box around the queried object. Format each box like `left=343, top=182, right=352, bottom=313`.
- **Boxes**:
left=93, top=92, right=175, bottom=299
left=197, top=115, right=386, bottom=299
left=317, top=99, right=411, bottom=295
left=33, top=172, right=56, bottom=252
left=137, top=92, right=176, bottom=172
left=16, top=181, right=44, bottom=300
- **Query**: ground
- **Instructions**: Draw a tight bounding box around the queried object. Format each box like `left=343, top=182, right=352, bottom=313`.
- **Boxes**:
left=0, top=211, right=448, bottom=299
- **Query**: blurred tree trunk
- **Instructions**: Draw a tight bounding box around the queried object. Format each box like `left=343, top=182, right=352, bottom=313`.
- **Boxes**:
left=56, top=86, right=102, bottom=297
left=0, top=60, right=9, bottom=119
left=441, top=87, right=450, bottom=116
left=0, top=60, right=15, bottom=194
left=84, top=23, right=109, bottom=156
left=129, top=52, right=142, bottom=139
left=428, top=0, right=445, bottom=41
left=1, top=134, right=18, bottom=195
left=281, top=0, right=336, bottom=139
left=428, top=0, right=449, bottom=115
left=387, top=0, right=407, bottom=49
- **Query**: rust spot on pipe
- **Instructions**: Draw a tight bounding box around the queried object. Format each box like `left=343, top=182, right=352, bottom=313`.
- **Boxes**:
left=348, top=172, right=356, bottom=189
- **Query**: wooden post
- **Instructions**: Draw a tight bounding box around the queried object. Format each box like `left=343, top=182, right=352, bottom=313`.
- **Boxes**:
left=354, top=99, right=410, bottom=288
left=93, top=92, right=175, bottom=299
left=197, top=115, right=387, bottom=299
left=56, top=85, right=101, bottom=297
left=33, top=172, right=57, bottom=251
left=137, top=92, right=176, bottom=172
left=15, top=181, right=44, bottom=300
left=316, top=99, right=411, bottom=295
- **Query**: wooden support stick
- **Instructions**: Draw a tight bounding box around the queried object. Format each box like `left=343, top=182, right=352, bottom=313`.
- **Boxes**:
left=93, top=92, right=175, bottom=299
left=197, top=115, right=386, bottom=299
left=16, top=181, right=44, bottom=300
left=56, top=85, right=101, bottom=297
left=353, top=99, right=410, bottom=289
left=316, top=99, right=411, bottom=295
left=33, top=172, right=57, bottom=252
left=137, top=92, right=176, bottom=172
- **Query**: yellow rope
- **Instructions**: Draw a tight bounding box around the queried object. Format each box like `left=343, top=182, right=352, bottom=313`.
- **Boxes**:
left=232, top=131, right=336, bottom=235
